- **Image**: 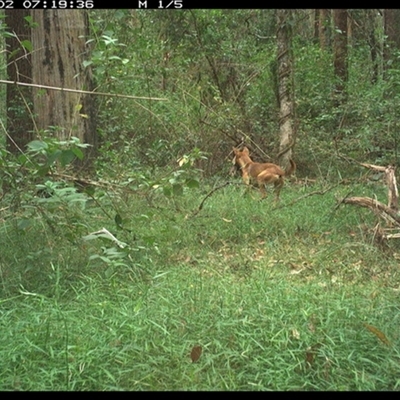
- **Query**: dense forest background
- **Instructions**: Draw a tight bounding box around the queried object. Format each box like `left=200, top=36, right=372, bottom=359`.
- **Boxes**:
left=85, top=9, right=400, bottom=176
left=90, top=9, right=400, bottom=178
left=4, top=9, right=400, bottom=177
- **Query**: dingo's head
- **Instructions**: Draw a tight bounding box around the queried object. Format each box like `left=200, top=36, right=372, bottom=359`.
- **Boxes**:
left=232, top=147, right=250, bottom=166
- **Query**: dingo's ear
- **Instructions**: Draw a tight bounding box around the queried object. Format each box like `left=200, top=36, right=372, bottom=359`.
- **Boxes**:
left=243, top=147, right=249, bottom=154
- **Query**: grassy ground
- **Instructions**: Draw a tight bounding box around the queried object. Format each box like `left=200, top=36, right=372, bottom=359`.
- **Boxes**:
left=1, top=178, right=399, bottom=390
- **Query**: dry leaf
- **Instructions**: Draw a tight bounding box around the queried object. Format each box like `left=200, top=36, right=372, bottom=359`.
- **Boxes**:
left=289, top=268, right=304, bottom=275
left=190, top=345, right=202, bottom=362
left=305, top=343, right=322, bottom=367
left=291, top=329, right=300, bottom=339
left=308, top=314, right=317, bottom=333
left=323, top=357, right=331, bottom=379
left=363, top=323, right=391, bottom=346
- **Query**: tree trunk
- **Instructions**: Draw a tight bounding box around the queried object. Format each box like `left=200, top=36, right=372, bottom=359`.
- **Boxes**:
left=5, top=10, right=34, bottom=154
left=317, top=9, right=329, bottom=49
left=347, top=12, right=352, bottom=44
left=366, top=9, right=379, bottom=84
left=313, top=9, right=319, bottom=42
left=384, top=9, right=400, bottom=48
left=333, top=9, right=348, bottom=104
left=383, top=9, right=400, bottom=76
left=31, top=10, right=97, bottom=170
left=276, top=9, right=295, bottom=169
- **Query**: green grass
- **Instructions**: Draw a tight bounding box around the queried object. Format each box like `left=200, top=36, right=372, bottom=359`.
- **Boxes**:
left=1, top=179, right=400, bottom=390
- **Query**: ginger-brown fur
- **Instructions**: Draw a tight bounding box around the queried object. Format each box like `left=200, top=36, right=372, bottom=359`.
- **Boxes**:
left=232, top=146, right=296, bottom=201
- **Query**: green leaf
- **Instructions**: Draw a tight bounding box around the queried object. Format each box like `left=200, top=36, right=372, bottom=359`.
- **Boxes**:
left=96, top=66, right=105, bottom=75
left=163, top=186, right=172, bottom=197
left=102, top=35, right=118, bottom=46
left=82, top=60, right=93, bottom=68
left=17, top=154, right=29, bottom=164
left=59, top=150, right=76, bottom=166
left=24, top=15, right=39, bottom=28
left=2, top=31, right=17, bottom=39
left=115, top=213, right=123, bottom=227
left=72, top=147, right=84, bottom=160
left=20, top=40, right=33, bottom=52
left=172, top=184, right=183, bottom=196
left=46, top=150, right=62, bottom=166
left=37, top=166, right=50, bottom=177
left=27, top=140, right=48, bottom=151
left=105, top=266, right=116, bottom=279
left=185, top=178, right=200, bottom=189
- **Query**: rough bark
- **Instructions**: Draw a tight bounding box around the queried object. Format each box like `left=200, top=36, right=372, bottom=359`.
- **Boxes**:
left=333, top=9, right=348, bottom=103
left=384, top=9, right=400, bottom=48
left=276, top=9, right=295, bottom=170
left=367, top=10, right=379, bottom=84
left=318, top=8, right=328, bottom=50
left=383, top=9, right=400, bottom=76
left=313, top=9, right=319, bottom=42
left=31, top=10, right=97, bottom=170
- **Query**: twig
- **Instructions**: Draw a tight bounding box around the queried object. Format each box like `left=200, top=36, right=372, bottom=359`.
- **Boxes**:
left=273, top=181, right=343, bottom=210
left=192, top=182, right=233, bottom=216
left=333, top=190, right=353, bottom=211
left=49, top=172, right=116, bottom=188
left=0, top=79, right=168, bottom=101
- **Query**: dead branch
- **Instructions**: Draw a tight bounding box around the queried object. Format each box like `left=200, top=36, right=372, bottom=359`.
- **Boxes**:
left=0, top=79, right=168, bottom=101
left=342, top=196, right=400, bottom=226
left=385, top=232, right=400, bottom=239
left=50, top=172, right=109, bottom=188
left=337, top=153, right=389, bottom=172
left=359, top=162, right=387, bottom=172
left=340, top=161, right=400, bottom=242
left=192, top=182, right=234, bottom=216
left=44, top=172, right=135, bottom=191
left=385, top=165, right=399, bottom=211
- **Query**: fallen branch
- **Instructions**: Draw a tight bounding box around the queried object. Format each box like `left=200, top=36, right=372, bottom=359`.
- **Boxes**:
left=342, top=196, right=400, bottom=226
left=359, top=162, right=387, bottom=172
left=358, top=163, right=399, bottom=209
left=339, top=162, right=400, bottom=241
left=49, top=172, right=122, bottom=189
left=384, top=232, right=400, bottom=239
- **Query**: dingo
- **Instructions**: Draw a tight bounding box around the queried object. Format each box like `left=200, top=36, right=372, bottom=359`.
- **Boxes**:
left=232, top=146, right=296, bottom=201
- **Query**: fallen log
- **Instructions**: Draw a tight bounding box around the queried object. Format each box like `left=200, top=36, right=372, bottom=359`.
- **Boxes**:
left=359, top=163, right=398, bottom=211
left=342, top=196, right=400, bottom=226
left=341, top=163, right=400, bottom=240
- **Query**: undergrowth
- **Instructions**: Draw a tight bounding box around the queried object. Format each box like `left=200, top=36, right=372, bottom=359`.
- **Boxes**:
left=0, top=179, right=399, bottom=390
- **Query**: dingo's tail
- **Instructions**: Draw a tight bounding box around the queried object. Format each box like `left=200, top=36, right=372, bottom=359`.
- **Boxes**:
left=285, top=159, right=296, bottom=177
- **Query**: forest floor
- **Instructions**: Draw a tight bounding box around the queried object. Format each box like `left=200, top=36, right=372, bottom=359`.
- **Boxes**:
left=1, top=178, right=399, bottom=390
